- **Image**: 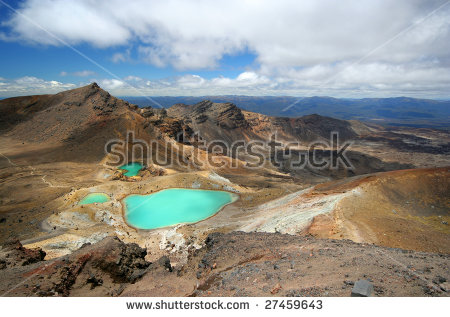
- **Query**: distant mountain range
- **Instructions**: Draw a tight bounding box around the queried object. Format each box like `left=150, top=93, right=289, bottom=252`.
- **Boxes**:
left=121, top=96, right=450, bottom=129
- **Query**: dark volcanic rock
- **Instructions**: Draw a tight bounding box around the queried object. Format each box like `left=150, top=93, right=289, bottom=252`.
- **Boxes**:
left=157, top=256, right=172, bottom=272
left=0, top=238, right=46, bottom=269
left=0, top=236, right=151, bottom=296
left=90, top=237, right=150, bottom=283
left=351, top=280, right=374, bottom=297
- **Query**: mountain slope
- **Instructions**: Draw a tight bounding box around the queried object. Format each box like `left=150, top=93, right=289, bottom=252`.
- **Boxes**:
left=0, top=83, right=190, bottom=163
left=240, top=167, right=450, bottom=253
left=167, top=100, right=366, bottom=144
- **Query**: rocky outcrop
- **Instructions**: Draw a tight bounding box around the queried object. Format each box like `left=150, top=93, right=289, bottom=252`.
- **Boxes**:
left=144, top=164, right=167, bottom=177
left=0, top=238, right=46, bottom=269
left=92, top=88, right=121, bottom=116
left=0, top=236, right=151, bottom=296
left=168, top=100, right=249, bottom=130
left=156, top=118, right=188, bottom=139
left=167, top=100, right=365, bottom=146
left=138, top=106, right=193, bottom=140
left=166, top=101, right=256, bottom=145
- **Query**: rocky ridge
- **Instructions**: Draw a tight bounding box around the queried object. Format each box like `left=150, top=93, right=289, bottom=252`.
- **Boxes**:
left=0, top=236, right=151, bottom=296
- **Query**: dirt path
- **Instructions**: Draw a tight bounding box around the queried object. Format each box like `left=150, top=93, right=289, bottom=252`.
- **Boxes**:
left=1, top=151, right=69, bottom=188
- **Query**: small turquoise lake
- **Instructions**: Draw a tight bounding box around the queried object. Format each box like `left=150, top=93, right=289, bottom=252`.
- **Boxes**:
left=123, top=189, right=238, bottom=229
left=119, top=162, right=143, bottom=177
left=80, top=193, right=110, bottom=205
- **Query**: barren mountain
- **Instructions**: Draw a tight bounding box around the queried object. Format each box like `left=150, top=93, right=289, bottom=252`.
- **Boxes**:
left=168, top=100, right=448, bottom=183
left=167, top=100, right=363, bottom=143
left=0, top=84, right=448, bottom=297
left=0, top=83, right=191, bottom=163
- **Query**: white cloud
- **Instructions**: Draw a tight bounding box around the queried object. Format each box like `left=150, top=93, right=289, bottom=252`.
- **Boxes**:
left=176, top=75, right=206, bottom=89
left=4, top=0, right=450, bottom=68
left=99, top=79, right=125, bottom=90
left=0, top=76, right=76, bottom=96
left=0, top=65, right=449, bottom=98
left=104, top=64, right=450, bottom=97
left=111, top=48, right=131, bottom=63
left=111, top=52, right=127, bottom=63
left=60, top=70, right=96, bottom=77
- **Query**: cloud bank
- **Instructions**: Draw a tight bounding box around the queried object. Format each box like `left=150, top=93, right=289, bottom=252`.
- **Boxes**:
left=0, top=76, right=75, bottom=96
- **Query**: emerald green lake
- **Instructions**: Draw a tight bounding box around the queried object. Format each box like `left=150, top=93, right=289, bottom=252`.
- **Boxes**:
left=119, top=162, right=143, bottom=177
left=123, top=189, right=237, bottom=229
left=80, top=193, right=110, bottom=205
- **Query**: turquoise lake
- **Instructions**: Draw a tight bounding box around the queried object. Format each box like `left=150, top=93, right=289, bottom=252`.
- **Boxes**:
left=80, top=193, right=110, bottom=205
left=119, top=162, right=143, bottom=177
left=123, top=189, right=237, bottom=229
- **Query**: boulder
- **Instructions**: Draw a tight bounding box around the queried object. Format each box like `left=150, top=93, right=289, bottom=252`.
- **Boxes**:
left=157, top=256, right=172, bottom=272
left=351, top=280, right=374, bottom=297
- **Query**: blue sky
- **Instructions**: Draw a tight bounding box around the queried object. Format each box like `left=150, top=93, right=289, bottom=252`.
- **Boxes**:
left=0, top=39, right=255, bottom=81
left=0, top=0, right=449, bottom=98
